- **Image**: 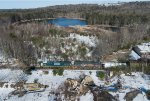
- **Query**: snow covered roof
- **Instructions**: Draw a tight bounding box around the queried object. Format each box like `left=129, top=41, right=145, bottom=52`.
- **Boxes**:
left=136, top=42, right=150, bottom=53
left=103, top=62, right=126, bottom=68
left=129, top=50, right=141, bottom=60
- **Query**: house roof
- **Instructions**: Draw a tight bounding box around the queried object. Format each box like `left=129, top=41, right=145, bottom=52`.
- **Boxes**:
left=129, top=50, right=141, bottom=60
left=137, top=42, right=150, bottom=54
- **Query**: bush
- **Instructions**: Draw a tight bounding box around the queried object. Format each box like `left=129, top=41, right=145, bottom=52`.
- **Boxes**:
left=61, top=53, right=68, bottom=60
left=24, top=69, right=32, bottom=75
left=53, top=68, right=64, bottom=76
left=146, top=90, right=150, bottom=100
left=29, top=66, right=36, bottom=70
left=53, top=69, right=57, bottom=76
left=43, top=71, right=49, bottom=75
left=58, top=68, right=64, bottom=76
left=143, top=36, right=150, bottom=42
left=24, top=66, right=35, bottom=75
left=9, top=33, right=17, bottom=39
left=96, top=71, right=105, bottom=80
left=118, top=57, right=128, bottom=63
left=89, top=71, right=92, bottom=75
left=144, top=66, right=150, bottom=75
left=34, top=79, right=38, bottom=83
left=79, top=46, right=87, bottom=57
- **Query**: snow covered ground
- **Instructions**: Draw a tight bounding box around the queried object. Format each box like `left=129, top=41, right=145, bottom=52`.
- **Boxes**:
left=69, top=33, right=97, bottom=47
left=137, top=42, right=150, bottom=53
left=0, top=69, right=27, bottom=82
left=110, top=72, right=150, bottom=101
left=0, top=69, right=101, bottom=101
left=80, top=91, right=93, bottom=101
left=0, top=69, right=149, bottom=101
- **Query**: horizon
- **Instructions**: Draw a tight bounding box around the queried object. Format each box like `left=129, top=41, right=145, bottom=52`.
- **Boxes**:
left=0, top=0, right=149, bottom=9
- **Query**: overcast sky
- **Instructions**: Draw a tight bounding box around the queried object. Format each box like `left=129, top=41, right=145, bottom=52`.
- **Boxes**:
left=0, top=0, right=149, bottom=9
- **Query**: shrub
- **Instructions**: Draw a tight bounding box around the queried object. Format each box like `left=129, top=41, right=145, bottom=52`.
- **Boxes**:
left=24, top=66, right=35, bottom=75
left=52, top=68, right=64, bottom=76
left=58, top=68, right=64, bottom=76
left=30, top=66, right=36, bottom=70
left=117, top=57, right=128, bottom=63
left=79, top=46, right=87, bottom=57
left=143, top=36, right=150, bottom=42
left=89, top=71, right=92, bottom=75
left=96, top=71, right=105, bottom=80
left=5, top=85, right=8, bottom=88
left=144, top=66, right=150, bottom=75
left=61, top=53, right=68, bottom=60
left=53, top=69, right=57, bottom=76
left=24, top=69, right=32, bottom=75
left=34, top=79, right=39, bottom=83
left=9, top=33, right=17, bottom=39
left=43, top=71, right=49, bottom=75
left=146, top=90, right=150, bottom=100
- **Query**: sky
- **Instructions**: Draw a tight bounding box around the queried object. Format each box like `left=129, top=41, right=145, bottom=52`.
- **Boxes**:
left=0, top=0, right=149, bottom=9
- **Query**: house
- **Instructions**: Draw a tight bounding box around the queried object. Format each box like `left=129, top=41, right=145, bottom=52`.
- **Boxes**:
left=130, top=42, right=150, bottom=60
left=129, top=42, right=150, bottom=67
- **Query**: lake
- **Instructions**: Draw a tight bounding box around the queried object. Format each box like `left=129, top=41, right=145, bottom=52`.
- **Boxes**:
left=48, top=18, right=87, bottom=27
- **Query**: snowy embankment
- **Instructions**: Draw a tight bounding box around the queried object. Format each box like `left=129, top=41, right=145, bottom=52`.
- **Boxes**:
left=0, top=69, right=150, bottom=101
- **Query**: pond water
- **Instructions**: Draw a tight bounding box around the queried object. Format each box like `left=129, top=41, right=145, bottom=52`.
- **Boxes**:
left=48, top=18, right=87, bottom=27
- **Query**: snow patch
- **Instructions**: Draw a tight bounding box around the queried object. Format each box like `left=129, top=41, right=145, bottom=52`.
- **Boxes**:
left=137, top=42, right=150, bottom=53
left=69, top=33, right=97, bottom=47
left=80, top=91, right=94, bottom=101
